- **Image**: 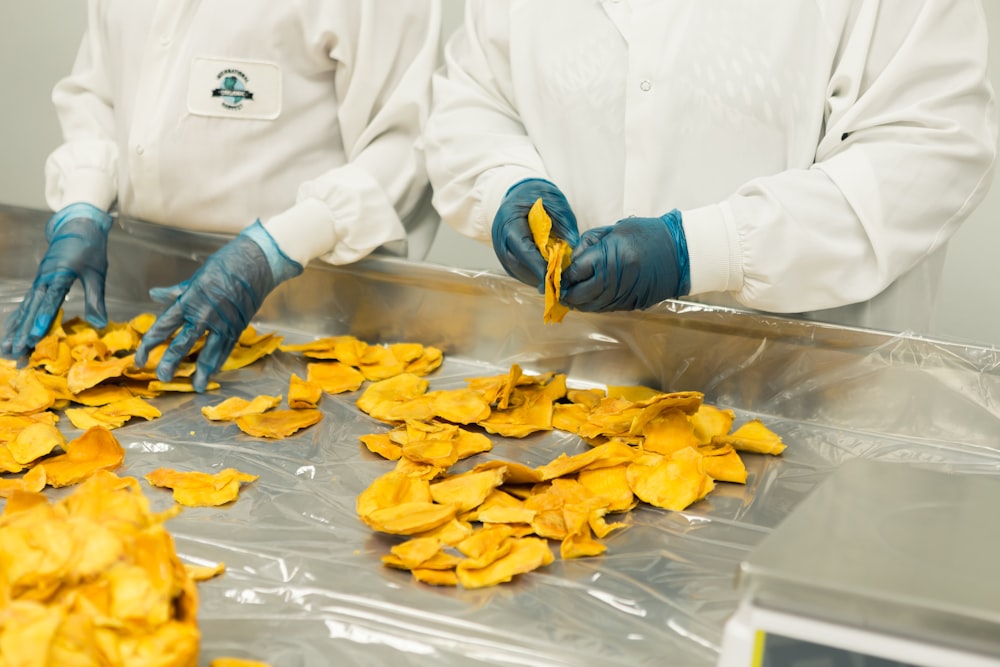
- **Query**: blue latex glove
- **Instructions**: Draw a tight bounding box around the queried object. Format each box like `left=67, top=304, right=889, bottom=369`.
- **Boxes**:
left=492, top=178, right=580, bottom=288
left=2, top=203, right=113, bottom=357
left=561, top=210, right=690, bottom=312
left=133, top=220, right=303, bottom=392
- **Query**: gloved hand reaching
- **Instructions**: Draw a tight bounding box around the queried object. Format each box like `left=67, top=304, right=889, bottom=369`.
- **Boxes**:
left=2, top=203, right=113, bottom=358
left=492, top=178, right=580, bottom=287
left=561, top=210, right=690, bottom=312
left=133, top=220, right=303, bottom=392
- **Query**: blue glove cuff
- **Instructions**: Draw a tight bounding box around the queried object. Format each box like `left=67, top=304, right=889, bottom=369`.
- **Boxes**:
left=242, top=220, right=304, bottom=284
left=46, top=203, right=113, bottom=241
left=662, top=210, right=690, bottom=297
left=504, top=177, right=555, bottom=198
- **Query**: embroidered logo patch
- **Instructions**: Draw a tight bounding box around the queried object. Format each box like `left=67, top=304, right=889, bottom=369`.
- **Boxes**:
left=212, top=69, right=254, bottom=110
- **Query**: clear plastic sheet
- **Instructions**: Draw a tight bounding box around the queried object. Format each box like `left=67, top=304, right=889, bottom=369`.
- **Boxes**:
left=2, top=204, right=1000, bottom=666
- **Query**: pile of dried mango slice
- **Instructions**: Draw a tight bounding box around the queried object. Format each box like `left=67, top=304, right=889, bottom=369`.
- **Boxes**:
left=355, top=364, right=785, bottom=588
left=0, top=470, right=201, bottom=666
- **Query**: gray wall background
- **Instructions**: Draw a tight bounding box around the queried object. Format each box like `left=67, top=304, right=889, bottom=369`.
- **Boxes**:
left=2, top=0, right=998, bottom=346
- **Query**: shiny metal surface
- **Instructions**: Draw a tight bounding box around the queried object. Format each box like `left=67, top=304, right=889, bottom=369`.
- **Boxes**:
left=2, top=204, right=1000, bottom=666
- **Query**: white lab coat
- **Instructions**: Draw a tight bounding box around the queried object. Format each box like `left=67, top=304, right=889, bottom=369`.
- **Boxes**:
left=425, top=0, right=998, bottom=332
left=45, top=0, right=441, bottom=265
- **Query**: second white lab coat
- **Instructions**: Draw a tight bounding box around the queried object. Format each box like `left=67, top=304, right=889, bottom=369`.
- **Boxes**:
left=46, top=0, right=441, bottom=265
left=424, top=0, right=998, bottom=332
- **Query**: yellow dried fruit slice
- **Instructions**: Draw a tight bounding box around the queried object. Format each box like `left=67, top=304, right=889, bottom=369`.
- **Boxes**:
left=70, top=384, right=135, bottom=407
left=429, top=467, right=507, bottom=512
left=356, top=373, right=429, bottom=417
left=201, top=395, right=282, bottom=421
left=528, top=198, right=572, bottom=324
left=306, top=361, right=365, bottom=394
left=0, top=369, right=56, bottom=416
left=691, top=404, right=736, bottom=444
left=626, top=447, right=714, bottom=511
left=147, top=379, right=221, bottom=393
left=363, top=502, right=458, bottom=535
left=697, top=442, right=749, bottom=483
left=185, top=561, right=226, bottom=582
left=288, top=374, right=322, bottom=409
left=39, top=425, right=125, bottom=488
left=455, top=536, right=554, bottom=589
left=211, top=658, right=273, bottom=667
left=145, top=467, right=259, bottom=507
left=220, top=330, right=283, bottom=371
left=8, top=422, right=64, bottom=464
left=713, top=418, right=787, bottom=455
left=235, top=409, right=322, bottom=439
left=65, top=356, right=134, bottom=394
left=356, top=471, right=433, bottom=519
left=360, top=432, right=403, bottom=461
left=0, top=465, right=47, bottom=499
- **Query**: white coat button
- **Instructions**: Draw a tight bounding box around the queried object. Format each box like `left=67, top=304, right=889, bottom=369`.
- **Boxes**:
left=135, top=145, right=145, bottom=155
left=639, top=80, right=652, bottom=92
left=159, top=36, right=171, bottom=46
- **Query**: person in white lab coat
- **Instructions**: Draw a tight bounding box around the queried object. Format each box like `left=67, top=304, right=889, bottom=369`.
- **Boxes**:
left=424, top=0, right=998, bottom=332
left=1, top=0, right=441, bottom=391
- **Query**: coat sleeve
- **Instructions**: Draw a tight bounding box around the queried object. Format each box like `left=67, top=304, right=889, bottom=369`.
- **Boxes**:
left=423, top=0, right=549, bottom=244
left=264, top=0, right=441, bottom=266
left=44, top=0, right=119, bottom=214
left=683, top=0, right=998, bottom=313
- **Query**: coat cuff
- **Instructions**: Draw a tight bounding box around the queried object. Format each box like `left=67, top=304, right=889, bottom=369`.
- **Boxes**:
left=679, top=201, right=744, bottom=296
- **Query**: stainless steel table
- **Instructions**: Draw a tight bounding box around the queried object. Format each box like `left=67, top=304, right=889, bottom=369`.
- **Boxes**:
left=2, top=204, right=999, bottom=666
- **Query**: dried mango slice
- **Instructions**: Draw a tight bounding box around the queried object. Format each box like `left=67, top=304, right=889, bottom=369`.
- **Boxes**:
left=425, top=388, right=492, bottom=424
left=455, top=536, right=554, bottom=589
left=528, top=198, right=572, bottom=324
left=29, top=334, right=73, bottom=376
left=8, top=421, right=64, bottom=464
left=714, top=418, right=787, bottom=455
left=148, top=379, right=221, bottom=393
left=288, top=374, right=322, bottom=409
left=697, top=442, right=748, bottom=484
left=362, top=502, right=458, bottom=536
left=70, top=384, right=135, bottom=406
left=201, top=395, right=282, bottom=421
left=356, top=471, right=433, bottom=519
left=280, top=335, right=368, bottom=365
left=65, top=356, right=134, bottom=394
left=185, top=561, right=226, bottom=582
left=221, top=329, right=283, bottom=371
left=691, top=404, right=736, bottom=444
left=577, top=464, right=636, bottom=513
left=306, top=361, right=365, bottom=394
left=626, top=447, right=714, bottom=511
left=429, top=467, right=506, bottom=512
left=0, top=465, right=47, bottom=499
left=356, top=345, right=407, bottom=381
left=360, top=432, right=402, bottom=461
left=235, top=409, right=322, bottom=439
left=382, top=536, right=444, bottom=570
left=64, top=396, right=162, bottom=431
left=412, top=568, right=459, bottom=587
left=39, top=425, right=125, bottom=488
left=406, top=346, right=444, bottom=376
left=356, top=373, right=429, bottom=417
left=640, top=408, right=699, bottom=456
left=145, top=467, right=259, bottom=507
left=478, top=375, right=567, bottom=437
left=0, top=369, right=56, bottom=415
left=211, top=659, right=273, bottom=667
